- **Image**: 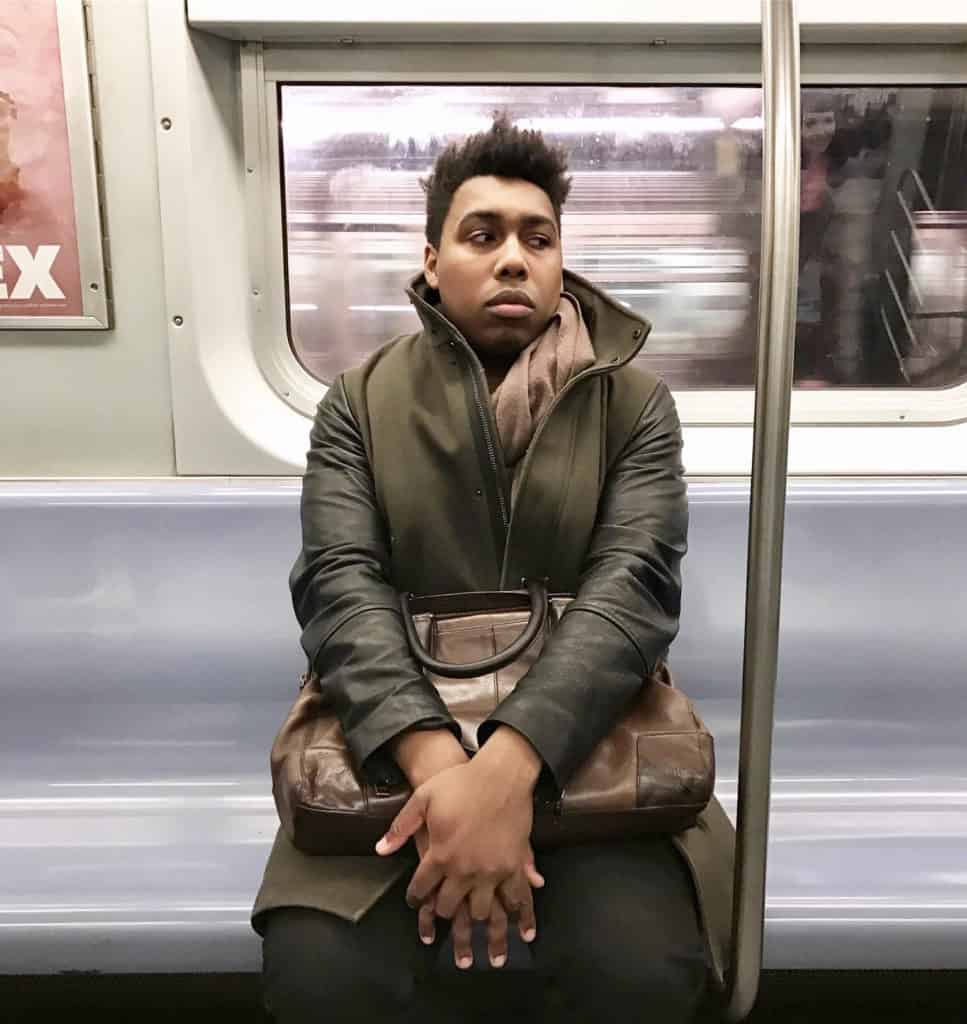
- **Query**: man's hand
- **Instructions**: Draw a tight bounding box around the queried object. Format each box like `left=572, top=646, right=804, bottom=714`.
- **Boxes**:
left=384, top=725, right=546, bottom=968
left=412, top=824, right=543, bottom=969
left=377, top=726, right=545, bottom=927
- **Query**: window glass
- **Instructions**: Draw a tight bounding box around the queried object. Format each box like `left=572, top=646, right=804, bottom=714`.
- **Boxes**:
left=280, top=84, right=967, bottom=391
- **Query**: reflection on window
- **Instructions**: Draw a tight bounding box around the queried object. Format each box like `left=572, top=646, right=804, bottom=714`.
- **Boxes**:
left=280, top=85, right=967, bottom=391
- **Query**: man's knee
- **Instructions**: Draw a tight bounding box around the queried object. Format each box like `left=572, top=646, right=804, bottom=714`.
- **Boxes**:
left=535, top=837, right=709, bottom=1016
left=563, top=927, right=707, bottom=1015
left=261, top=907, right=416, bottom=1022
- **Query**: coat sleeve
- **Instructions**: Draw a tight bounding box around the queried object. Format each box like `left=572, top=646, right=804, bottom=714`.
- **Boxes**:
left=477, top=379, right=687, bottom=790
left=290, top=378, right=461, bottom=784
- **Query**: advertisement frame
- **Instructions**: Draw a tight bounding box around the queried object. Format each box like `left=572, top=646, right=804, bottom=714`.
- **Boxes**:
left=0, top=0, right=110, bottom=330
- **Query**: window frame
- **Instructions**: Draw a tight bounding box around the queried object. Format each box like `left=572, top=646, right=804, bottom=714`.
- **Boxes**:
left=244, top=41, right=967, bottom=427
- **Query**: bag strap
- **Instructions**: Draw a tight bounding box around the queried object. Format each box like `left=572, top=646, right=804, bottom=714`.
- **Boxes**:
left=400, top=579, right=548, bottom=679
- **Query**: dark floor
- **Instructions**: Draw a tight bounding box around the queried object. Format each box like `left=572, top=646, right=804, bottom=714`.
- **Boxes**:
left=2, top=970, right=965, bottom=1023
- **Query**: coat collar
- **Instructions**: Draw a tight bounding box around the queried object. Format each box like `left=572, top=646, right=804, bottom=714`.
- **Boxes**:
left=405, top=268, right=652, bottom=369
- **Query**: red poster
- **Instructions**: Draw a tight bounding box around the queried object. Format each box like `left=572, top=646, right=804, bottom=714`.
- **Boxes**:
left=0, top=0, right=83, bottom=316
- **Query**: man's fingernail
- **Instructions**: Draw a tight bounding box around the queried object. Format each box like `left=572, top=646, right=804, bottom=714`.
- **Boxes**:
left=522, top=928, right=536, bottom=942
left=421, top=933, right=435, bottom=945
left=457, top=956, right=472, bottom=969
left=490, top=954, right=507, bottom=968
left=375, top=837, right=389, bottom=853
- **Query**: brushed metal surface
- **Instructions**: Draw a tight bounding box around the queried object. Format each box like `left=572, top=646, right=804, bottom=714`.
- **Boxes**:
left=727, top=2, right=801, bottom=1017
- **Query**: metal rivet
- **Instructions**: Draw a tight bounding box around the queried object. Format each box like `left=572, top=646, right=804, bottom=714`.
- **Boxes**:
left=172, top=315, right=184, bottom=326
left=651, top=37, right=668, bottom=47
left=247, top=166, right=255, bottom=174
left=160, top=117, right=172, bottom=130
left=474, top=488, right=483, bottom=497
left=89, top=282, right=99, bottom=291
left=252, top=289, right=260, bottom=297
left=632, top=328, right=642, bottom=339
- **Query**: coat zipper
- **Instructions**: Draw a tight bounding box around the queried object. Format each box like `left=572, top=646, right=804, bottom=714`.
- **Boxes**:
left=412, top=297, right=512, bottom=543
left=463, top=352, right=509, bottom=530
left=514, top=357, right=629, bottom=489
left=498, top=342, right=645, bottom=588
left=408, top=289, right=647, bottom=577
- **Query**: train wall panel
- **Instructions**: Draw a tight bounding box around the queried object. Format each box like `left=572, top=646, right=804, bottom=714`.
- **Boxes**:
left=0, top=0, right=176, bottom=478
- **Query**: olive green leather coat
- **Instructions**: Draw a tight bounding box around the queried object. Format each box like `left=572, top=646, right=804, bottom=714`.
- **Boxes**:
left=252, top=270, right=735, bottom=989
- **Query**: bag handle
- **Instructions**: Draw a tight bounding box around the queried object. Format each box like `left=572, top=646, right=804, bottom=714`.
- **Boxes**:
left=400, top=579, right=548, bottom=679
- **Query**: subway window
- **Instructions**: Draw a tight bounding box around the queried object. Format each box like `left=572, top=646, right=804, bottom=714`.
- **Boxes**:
left=279, top=84, right=967, bottom=391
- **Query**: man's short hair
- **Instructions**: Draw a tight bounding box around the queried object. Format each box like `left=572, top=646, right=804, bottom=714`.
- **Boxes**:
left=421, top=113, right=572, bottom=248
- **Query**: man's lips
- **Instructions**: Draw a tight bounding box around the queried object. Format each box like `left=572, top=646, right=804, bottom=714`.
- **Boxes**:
left=486, top=303, right=534, bottom=319
left=485, top=291, right=535, bottom=319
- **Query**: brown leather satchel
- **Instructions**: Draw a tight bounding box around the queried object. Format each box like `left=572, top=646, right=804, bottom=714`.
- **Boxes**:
left=271, top=581, right=714, bottom=855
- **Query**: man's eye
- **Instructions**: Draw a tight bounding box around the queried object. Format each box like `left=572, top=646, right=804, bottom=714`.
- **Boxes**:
left=469, top=231, right=493, bottom=243
left=529, top=236, right=551, bottom=249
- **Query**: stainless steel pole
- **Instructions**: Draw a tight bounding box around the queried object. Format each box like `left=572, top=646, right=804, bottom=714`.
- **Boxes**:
left=723, top=1, right=800, bottom=1020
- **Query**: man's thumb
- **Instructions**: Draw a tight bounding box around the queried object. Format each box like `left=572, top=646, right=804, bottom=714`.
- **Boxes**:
left=374, top=792, right=426, bottom=855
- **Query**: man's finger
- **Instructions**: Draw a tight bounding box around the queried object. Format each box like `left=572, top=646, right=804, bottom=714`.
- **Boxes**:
left=417, top=895, right=436, bottom=945
left=524, top=854, right=545, bottom=889
left=405, top=858, right=444, bottom=908
left=434, top=875, right=472, bottom=921
left=486, top=901, right=509, bottom=968
left=498, top=874, right=537, bottom=944
left=469, top=884, right=495, bottom=924
left=375, top=791, right=427, bottom=855
left=516, top=885, right=538, bottom=944
left=413, top=825, right=430, bottom=862
left=523, top=845, right=545, bottom=888
left=451, top=903, right=473, bottom=970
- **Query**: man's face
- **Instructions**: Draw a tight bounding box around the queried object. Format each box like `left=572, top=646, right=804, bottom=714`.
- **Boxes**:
left=424, top=175, right=564, bottom=357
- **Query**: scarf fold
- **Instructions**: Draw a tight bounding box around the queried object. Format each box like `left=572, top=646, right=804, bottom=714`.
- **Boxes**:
left=491, top=292, right=595, bottom=471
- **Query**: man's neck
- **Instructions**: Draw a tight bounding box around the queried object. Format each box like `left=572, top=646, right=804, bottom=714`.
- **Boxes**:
left=473, top=349, right=517, bottom=394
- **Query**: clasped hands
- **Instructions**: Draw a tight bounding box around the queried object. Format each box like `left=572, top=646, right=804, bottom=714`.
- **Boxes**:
left=377, top=726, right=545, bottom=970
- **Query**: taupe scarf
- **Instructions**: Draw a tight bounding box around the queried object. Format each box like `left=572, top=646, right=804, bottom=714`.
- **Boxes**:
left=491, top=292, right=595, bottom=473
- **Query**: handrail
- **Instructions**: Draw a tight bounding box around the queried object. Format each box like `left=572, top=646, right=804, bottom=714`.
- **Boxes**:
left=891, top=171, right=934, bottom=318
left=723, top=1, right=800, bottom=1021
left=879, top=169, right=941, bottom=376
left=878, top=306, right=913, bottom=384
left=897, top=167, right=936, bottom=214
left=884, top=268, right=922, bottom=352
left=890, top=230, right=925, bottom=310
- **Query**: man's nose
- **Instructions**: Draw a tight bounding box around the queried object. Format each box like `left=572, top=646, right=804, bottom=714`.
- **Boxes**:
left=495, top=236, right=527, bottom=278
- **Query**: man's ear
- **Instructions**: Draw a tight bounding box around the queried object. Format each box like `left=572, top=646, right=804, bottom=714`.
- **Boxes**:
left=424, top=243, right=439, bottom=289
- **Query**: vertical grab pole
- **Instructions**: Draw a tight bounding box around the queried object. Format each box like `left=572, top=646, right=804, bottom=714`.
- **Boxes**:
left=724, top=1, right=800, bottom=1021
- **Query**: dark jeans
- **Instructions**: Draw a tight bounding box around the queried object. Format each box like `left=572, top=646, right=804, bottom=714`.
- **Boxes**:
left=261, top=836, right=708, bottom=1024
